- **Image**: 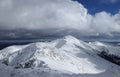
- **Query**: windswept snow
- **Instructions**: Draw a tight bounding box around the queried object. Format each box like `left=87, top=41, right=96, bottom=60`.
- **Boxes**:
left=0, top=35, right=120, bottom=77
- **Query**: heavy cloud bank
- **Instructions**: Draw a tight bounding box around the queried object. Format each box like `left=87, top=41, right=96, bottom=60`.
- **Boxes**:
left=0, top=0, right=120, bottom=35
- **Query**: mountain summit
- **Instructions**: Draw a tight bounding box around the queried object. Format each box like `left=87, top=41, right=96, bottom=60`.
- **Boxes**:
left=0, top=35, right=120, bottom=77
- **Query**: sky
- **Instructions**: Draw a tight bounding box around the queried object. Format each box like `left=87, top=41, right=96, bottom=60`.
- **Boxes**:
left=75, top=0, right=120, bottom=14
left=0, top=0, right=120, bottom=38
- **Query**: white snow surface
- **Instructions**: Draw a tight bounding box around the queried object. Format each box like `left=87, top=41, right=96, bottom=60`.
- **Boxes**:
left=0, top=35, right=120, bottom=77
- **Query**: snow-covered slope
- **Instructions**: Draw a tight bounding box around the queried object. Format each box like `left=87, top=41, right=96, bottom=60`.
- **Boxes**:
left=89, top=41, right=120, bottom=57
left=0, top=35, right=120, bottom=77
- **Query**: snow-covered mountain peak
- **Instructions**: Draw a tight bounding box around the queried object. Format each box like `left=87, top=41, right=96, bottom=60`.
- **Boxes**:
left=64, top=35, right=80, bottom=44
left=91, top=41, right=107, bottom=47
left=55, top=35, right=88, bottom=50
left=0, top=35, right=120, bottom=77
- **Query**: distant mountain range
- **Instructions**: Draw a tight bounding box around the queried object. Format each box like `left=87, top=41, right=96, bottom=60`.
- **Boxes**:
left=0, top=28, right=120, bottom=41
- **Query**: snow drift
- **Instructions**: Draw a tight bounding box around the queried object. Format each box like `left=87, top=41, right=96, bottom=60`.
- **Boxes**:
left=0, top=35, right=120, bottom=77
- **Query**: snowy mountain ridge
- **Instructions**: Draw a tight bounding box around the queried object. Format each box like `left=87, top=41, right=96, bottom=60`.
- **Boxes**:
left=0, top=35, right=120, bottom=77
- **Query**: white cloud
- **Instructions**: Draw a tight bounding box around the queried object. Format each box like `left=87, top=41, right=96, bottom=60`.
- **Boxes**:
left=0, top=0, right=120, bottom=36
left=84, top=11, right=120, bottom=35
left=0, top=0, right=88, bottom=30
left=91, top=12, right=120, bottom=33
